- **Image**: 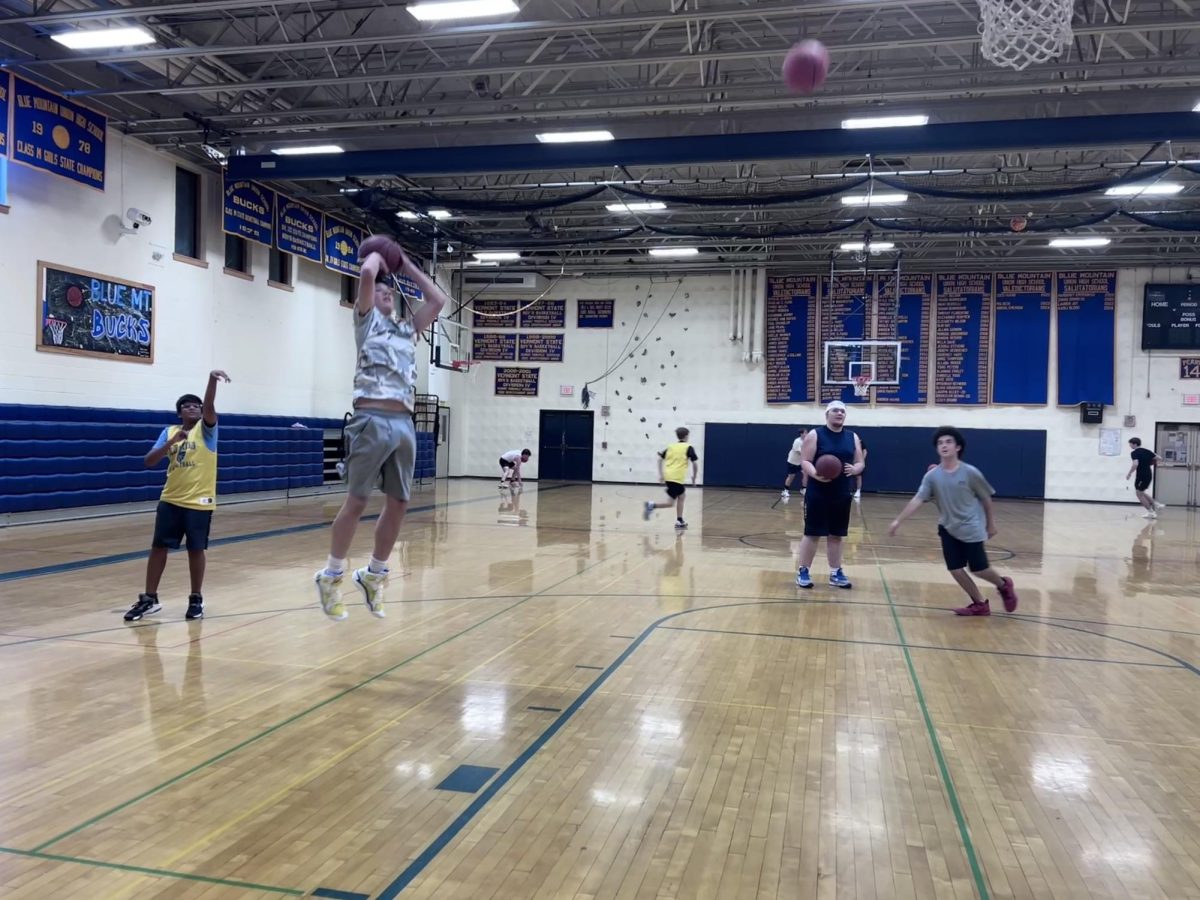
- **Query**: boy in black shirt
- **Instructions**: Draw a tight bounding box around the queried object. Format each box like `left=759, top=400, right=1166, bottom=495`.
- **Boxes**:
left=1126, top=437, right=1165, bottom=519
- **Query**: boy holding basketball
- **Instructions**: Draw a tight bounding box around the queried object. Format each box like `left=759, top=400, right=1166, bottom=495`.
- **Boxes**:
left=124, top=369, right=231, bottom=622
left=888, top=426, right=1018, bottom=617
left=795, top=401, right=863, bottom=589
left=312, top=238, right=448, bottom=621
left=644, top=427, right=698, bottom=529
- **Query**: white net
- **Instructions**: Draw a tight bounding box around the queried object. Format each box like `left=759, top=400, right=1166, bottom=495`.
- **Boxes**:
left=853, top=375, right=872, bottom=398
left=45, top=318, right=67, bottom=346
left=976, top=0, right=1074, bottom=71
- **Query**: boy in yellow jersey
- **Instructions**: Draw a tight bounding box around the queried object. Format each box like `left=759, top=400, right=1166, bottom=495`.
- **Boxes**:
left=125, top=370, right=231, bottom=622
left=643, top=427, right=698, bottom=529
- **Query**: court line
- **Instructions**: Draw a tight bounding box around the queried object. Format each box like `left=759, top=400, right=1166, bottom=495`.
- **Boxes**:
left=168, top=610, right=289, bottom=649
left=0, top=484, right=573, bottom=584
left=0, top=845, right=302, bottom=895
left=30, top=550, right=612, bottom=853
left=657, top=624, right=1182, bottom=669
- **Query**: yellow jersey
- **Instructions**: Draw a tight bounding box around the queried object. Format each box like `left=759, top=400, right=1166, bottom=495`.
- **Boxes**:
left=658, top=442, right=697, bottom=484
left=156, top=422, right=218, bottom=510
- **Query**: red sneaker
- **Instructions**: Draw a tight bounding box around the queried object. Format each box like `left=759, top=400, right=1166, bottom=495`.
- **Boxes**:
left=954, top=600, right=991, bottom=617
left=998, top=577, right=1018, bottom=613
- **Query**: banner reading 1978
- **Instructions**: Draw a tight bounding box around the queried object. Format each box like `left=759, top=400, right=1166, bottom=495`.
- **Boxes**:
left=10, top=75, right=107, bottom=191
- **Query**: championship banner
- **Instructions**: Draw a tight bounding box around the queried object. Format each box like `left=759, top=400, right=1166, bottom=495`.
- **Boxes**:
left=10, top=75, right=106, bottom=191
left=275, top=195, right=323, bottom=263
left=223, top=178, right=275, bottom=246
left=324, top=216, right=366, bottom=276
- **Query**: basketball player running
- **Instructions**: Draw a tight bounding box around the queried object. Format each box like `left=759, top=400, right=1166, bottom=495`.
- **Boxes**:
left=499, top=448, right=531, bottom=487
left=644, top=427, right=698, bottom=529
left=1126, top=437, right=1165, bottom=518
left=795, top=401, right=864, bottom=589
left=313, top=244, right=448, bottom=621
left=780, top=428, right=807, bottom=502
left=125, top=370, right=231, bottom=622
left=887, top=426, right=1018, bottom=617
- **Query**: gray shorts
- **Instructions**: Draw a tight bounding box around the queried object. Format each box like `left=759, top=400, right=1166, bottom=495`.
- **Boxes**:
left=343, top=409, right=415, bottom=500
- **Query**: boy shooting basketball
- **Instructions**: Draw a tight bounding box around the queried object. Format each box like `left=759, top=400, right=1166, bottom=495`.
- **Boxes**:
left=313, top=241, right=448, bottom=621
left=888, top=426, right=1018, bottom=617
left=125, top=369, right=231, bottom=622
left=1126, top=437, right=1165, bottom=518
left=644, top=427, right=698, bottom=529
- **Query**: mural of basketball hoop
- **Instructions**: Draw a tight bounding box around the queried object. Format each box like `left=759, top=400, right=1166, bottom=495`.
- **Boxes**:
left=36, top=261, right=155, bottom=364
left=44, top=317, right=68, bottom=346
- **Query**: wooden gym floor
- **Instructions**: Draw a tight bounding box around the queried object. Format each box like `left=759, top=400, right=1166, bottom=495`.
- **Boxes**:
left=1, top=481, right=1198, bottom=899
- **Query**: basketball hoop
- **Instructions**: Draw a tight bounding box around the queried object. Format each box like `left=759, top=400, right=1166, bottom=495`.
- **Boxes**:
left=451, top=359, right=472, bottom=373
left=853, top=375, right=872, bottom=398
left=45, top=318, right=67, bottom=346
left=976, top=0, right=1074, bottom=71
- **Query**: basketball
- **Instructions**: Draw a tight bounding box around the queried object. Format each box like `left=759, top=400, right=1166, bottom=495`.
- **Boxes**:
left=1010, top=216, right=1028, bottom=233
left=357, top=234, right=405, bottom=274
left=815, top=454, right=843, bottom=480
left=782, top=40, right=829, bottom=94
left=65, top=284, right=84, bottom=308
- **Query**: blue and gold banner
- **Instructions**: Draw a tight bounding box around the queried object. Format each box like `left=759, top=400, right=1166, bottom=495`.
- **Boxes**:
left=0, top=75, right=10, bottom=162
left=392, top=273, right=423, bottom=302
left=519, top=299, right=565, bottom=329
left=518, top=332, right=564, bottom=362
left=223, top=178, right=275, bottom=246
left=495, top=366, right=539, bottom=397
left=275, top=195, right=322, bottom=263
left=473, top=332, right=517, bottom=361
left=324, top=216, right=366, bottom=276
left=10, top=75, right=106, bottom=191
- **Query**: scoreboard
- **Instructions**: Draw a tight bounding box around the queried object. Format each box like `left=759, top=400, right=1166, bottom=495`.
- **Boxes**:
left=1143, top=284, right=1200, bottom=350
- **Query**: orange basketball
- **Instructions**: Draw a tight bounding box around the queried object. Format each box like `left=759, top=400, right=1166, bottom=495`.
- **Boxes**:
left=357, top=235, right=405, bottom=274
left=815, top=454, right=843, bottom=480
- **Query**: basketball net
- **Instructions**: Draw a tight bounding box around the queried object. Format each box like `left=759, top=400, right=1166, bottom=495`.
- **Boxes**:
left=853, top=375, right=872, bottom=398
left=45, top=318, right=67, bottom=346
left=976, top=0, right=1074, bottom=71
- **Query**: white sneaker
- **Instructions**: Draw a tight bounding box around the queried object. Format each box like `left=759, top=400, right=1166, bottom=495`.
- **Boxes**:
left=1142, top=511, right=1158, bottom=519
left=314, top=569, right=347, bottom=621
left=853, top=490, right=861, bottom=502
left=353, top=567, right=387, bottom=618
left=1154, top=501, right=1166, bottom=509
left=781, top=490, right=790, bottom=502
left=643, top=501, right=655, bottom=521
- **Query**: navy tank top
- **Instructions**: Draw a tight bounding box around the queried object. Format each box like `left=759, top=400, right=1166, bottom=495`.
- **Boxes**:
left=806, top=425, right=857, bottom=499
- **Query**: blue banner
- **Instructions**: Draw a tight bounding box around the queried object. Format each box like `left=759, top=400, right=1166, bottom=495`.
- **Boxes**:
left=473, top=299, right=519, bottom=329
left=577, top=299, right=614, bottom=328
left=392, top=273, right=423, bottom=302
left=495, top=366, right=539, bottom=397
left=323, top=217, right=366, bottom=276
left=518, top=332, right=564, bottom=362
left=223, top=178, right=274, bottom=246
left=0, top=75, right=9, bottom=164
left=875, top=274, right=931, bottom=405
left=935, top=273, right=993, bottom=405
left=765, top=275, right=818, bottom=403
left=275, top=195, right=322, bottom=263
left=10, top=75, right=106, bottom=191
left=820, top=273, right=871, bottom=404
left=520, top=299, right=565, bottom=329
left=993, top=272, right=1051, bottom=404
left=1057, top=271, right=1116, bottom=406
left=473, top=332, right=516, bottom=361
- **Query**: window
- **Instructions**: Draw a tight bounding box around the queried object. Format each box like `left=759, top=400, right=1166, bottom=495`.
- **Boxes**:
left=224, top=234, right=248, bottom=274
left=174, top=167, right=201, bottom=259
left=269, top=247, right=292, bottom=287
left=340, top=275, right=356, bottom=307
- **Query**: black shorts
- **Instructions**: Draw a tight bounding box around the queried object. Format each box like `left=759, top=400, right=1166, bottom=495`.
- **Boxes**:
left=152, top=501, right=213, bottom=551
left=938, top=525, right=989, bottom=572
left=499, top=458, right=516, bottom=470
left=786, top=463, right=803, bottom=475
left=1134, top=474, right=1152, bottom=492
left=664, top=481, right=686, bottom=499
left=803, top=492, right=852, bottom=537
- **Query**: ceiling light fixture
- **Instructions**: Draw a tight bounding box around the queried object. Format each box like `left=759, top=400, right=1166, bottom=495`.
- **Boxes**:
left=52, top=27, right=155, bottom=50
left=408, top=0, right=519, bottom=22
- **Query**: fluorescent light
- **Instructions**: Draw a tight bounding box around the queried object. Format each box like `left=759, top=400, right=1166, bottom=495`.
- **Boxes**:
left=1104, top=183, right=1184, bottom=197
left=427, top=209, right=451, bottom=220
left=840, top=242, right=896, bottom=252
left=271, top=145, right=344, bottom=156
left=842, top=114, right=929, bottom=130
left=340, top=187, right=361, bottom=194
left=536, top=130, right=615, bottom=144
left=473, top=252, right=521, bottom=261
left=52, top=26, right=155, bottom=50
left=648, top=247, right=699, bottom=257
left=1194, top=101, right=1200, bottom=112
left=1049, top=237, right=1111, bottom=248
left=408, top=0, right=519, bottom=21
left=841, top=193, right=908, bottom=206
left=606, top=201, right=667, bottom=213
left=396, top=211, right=419, bottom=220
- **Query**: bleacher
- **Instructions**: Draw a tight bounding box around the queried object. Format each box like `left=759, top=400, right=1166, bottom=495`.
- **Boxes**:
left=0, top=404, right=341, bottom=515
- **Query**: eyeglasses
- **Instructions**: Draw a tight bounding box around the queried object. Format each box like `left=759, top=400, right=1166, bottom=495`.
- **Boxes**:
left=179, top=402, right=201, bottom=409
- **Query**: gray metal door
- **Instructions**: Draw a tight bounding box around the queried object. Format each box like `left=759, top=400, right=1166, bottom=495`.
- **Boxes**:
left=1153, top=423, right=1200, bottom=506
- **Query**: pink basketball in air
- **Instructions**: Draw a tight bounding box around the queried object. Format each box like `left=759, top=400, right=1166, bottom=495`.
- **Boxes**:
left=782, top=39, right=829, bottom=94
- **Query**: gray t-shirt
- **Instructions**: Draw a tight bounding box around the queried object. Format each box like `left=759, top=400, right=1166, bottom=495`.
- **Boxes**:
left=353, top=307, right=418, bottom=410
left=915, top=462, right=995, bottom=543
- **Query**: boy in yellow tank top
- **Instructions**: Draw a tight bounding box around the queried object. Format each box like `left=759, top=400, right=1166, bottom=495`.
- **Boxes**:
left=124, top=369, right=230, bottom=623
left=643, top=427, right=698, bottom=529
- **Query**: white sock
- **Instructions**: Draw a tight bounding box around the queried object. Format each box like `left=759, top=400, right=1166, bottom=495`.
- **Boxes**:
left=325, top=556, right=347, bottom=576
left=368, top=556, right=389, bottom=574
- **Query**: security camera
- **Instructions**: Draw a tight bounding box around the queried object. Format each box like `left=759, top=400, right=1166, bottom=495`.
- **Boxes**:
left=126, top=207, right=152, bottom=229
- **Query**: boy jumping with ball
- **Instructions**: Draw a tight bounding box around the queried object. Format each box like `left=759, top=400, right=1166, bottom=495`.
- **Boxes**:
left=888, top=426, right=1018, bottom=617
left=312, top=239, right=447, bottom=621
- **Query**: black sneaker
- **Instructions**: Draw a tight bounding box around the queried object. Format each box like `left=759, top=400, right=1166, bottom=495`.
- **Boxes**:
left=185, top=594, right=204, bottom=620
left=124, top=594, right=161, bottom=622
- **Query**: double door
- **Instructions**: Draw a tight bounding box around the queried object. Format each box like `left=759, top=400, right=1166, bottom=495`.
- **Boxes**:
left=1153, top=422, right=1200, bottom=506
